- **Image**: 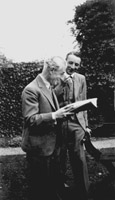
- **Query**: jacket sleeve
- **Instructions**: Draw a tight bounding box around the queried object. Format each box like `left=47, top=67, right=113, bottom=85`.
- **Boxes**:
left=21, top=88, right=53, bottom=128
left=82, top=77, right=89, bottom=127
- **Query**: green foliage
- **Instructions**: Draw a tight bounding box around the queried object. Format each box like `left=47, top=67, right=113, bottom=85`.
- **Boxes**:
left=68, top=0, right=115, bottom=123
left=0, top=62, right=43, bottom=137
left=69, top=0, right=115, bottom=85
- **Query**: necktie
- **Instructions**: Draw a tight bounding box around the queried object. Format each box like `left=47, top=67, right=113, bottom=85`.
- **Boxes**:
left=68, top=76, right=74, bottom=103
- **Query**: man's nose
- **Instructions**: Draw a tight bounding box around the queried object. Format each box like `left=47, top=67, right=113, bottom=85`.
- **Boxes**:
left=72, top=63, right=76, bottom=68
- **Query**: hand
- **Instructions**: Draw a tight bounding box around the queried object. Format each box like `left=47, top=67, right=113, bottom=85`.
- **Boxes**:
left=86, top=127, right=92, bottom=137
left=63, top=72, right=70, bottom=81
left=53, top=106, right=74, bottom=119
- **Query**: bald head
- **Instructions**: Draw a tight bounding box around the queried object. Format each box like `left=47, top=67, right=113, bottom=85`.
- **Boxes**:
left=42, top=56, right=66, bottom=85
left=43, top=56, right=66, bottom=72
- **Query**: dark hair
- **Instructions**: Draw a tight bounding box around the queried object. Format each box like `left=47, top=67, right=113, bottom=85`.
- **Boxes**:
left=65, top=51, right=81, bottom=60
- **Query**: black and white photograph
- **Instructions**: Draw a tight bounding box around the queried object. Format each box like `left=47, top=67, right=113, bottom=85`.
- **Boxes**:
left=0, top=0, right=115, bottom=199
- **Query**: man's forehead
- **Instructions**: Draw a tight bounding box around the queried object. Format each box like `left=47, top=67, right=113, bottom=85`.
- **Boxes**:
left=47, top=57, right=66, bottom=68
left=54, top=57, right=66, bottom=67
left=67, top=54, right=81, bottom=63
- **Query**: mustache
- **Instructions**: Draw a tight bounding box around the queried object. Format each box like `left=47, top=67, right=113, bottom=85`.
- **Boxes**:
left=66, top=67, right=78, bottom=74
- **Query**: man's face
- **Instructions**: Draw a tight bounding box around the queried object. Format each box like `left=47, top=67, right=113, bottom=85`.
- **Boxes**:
left=49, top=59, right=66, bottom=85
left=66, top=54, right=81, bottom=75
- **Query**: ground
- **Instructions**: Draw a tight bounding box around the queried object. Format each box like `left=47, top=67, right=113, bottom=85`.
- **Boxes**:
left=0, top=131, right=115, bottom=200
left=0, top=148, right=115, bottom=200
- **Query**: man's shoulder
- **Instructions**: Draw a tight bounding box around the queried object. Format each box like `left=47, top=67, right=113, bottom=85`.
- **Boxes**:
left=22, top=78, right=37, bottom=93
left=74, top=72, right=86, bottom=80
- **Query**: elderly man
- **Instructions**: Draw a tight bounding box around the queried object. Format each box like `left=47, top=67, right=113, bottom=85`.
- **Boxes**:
left=21, top=56, right=73, bottom=200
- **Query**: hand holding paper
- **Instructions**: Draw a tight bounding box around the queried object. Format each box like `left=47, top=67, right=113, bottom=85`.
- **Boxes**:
left=63, top=98, right=97, bottom=113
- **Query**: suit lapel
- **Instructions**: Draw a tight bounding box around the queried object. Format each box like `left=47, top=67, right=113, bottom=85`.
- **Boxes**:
left=52, top=90, right=59, bottom=109
left=36, top=75, right=58, bottom=110
left=73, top=73, right=80, bottom=101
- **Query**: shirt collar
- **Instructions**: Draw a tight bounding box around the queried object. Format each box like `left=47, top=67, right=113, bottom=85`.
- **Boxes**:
left=70, top=73, right=75, bottom=78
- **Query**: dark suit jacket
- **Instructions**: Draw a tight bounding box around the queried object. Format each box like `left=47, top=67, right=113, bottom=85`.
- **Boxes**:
left=21, top=74, right=61, bottom=156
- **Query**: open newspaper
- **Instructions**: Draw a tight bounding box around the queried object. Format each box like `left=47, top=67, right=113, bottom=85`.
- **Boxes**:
left=63, top=98, right=97, bottom=113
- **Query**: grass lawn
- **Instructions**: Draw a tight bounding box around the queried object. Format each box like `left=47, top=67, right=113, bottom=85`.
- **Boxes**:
left=0, top=150, right=115, bottom=200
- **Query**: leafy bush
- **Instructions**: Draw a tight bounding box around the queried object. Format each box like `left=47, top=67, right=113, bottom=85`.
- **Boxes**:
left=68, top=0, right=115, bottom=125
left=0, top=60, right=114, bottom=138
left=0, top=62, right=43, bottom=137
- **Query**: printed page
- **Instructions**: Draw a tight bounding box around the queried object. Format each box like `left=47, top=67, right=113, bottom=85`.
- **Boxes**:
left=63, top=98, right=97, bottom=113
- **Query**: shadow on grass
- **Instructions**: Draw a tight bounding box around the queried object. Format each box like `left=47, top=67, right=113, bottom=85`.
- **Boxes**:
left=0, top=152, right=115, bottom=200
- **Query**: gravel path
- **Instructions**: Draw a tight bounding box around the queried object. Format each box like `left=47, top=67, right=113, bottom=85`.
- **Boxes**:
left=91, top=137, right=115, bottom=149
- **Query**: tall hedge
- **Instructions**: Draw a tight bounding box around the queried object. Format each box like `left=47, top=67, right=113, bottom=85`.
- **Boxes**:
left=0, top=61, right=114, bottom=137
left=68, top=0, right=115, bottom=124
left=0, top=62, right=42, bottom=137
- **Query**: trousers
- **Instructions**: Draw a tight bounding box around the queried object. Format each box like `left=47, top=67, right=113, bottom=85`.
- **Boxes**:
left=60, top=119, right=89, bottom=200
left=26, top=151, right=65, bottom=200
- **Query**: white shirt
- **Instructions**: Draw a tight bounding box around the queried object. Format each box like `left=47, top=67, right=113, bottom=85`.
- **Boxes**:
left=39, top=74, right=51, bottom=89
